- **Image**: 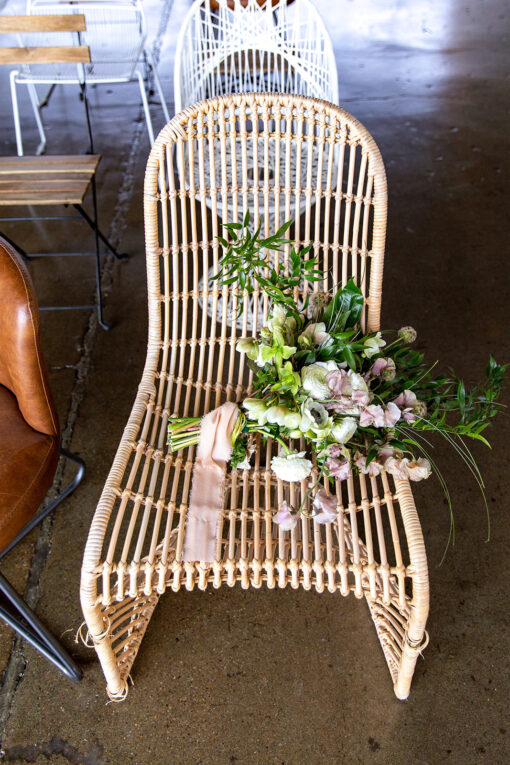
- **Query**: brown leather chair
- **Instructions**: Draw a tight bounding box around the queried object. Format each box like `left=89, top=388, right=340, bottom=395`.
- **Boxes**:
left=0, top=236, right=84, bottom=680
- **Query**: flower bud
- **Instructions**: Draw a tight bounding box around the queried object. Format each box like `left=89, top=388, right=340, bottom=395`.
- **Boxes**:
left=412, top=400, right=427, bottom=419
left=398, top=326, right=417, bottom=344
left=381, top=358, right=396, bottom=381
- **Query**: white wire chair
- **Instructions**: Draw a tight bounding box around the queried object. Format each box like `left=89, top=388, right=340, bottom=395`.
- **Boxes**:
left=174, top=0, right=339, bottom=327
left=174, top=0, right=338, bottom=112
left=10, top=0, right=169, bottom=155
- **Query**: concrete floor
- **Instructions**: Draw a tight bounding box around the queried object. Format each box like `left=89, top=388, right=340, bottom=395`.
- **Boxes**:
left=0, top=0, right=509, bottom=762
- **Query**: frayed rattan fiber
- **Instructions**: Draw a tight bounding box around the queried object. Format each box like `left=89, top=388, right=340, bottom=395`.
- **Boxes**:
left=80, top=93, right=429, bottom=701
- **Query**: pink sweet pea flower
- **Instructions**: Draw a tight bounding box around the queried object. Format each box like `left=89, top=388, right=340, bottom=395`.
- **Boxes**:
left=326, top=457, right=351, bottom=481
left=384, top=456, right=431, bottom=481
left=383, top=456, right=409, bottom=479
left=384, top=402, right=401, bottom=427
left=312, top=489, right=338, bottom=524
left=405, top=458, right=432, bottom=481
left=393, top=390, right=417, bottom=409
left=359, top=404, right=386, bottom=428
left=326, top=368, right=351, bottom=396
left=370, top=357, right=388, bottom=377
left=353, top=450, right=384, bottom=477
left=393, top=390, right=419, bottom=423
left=274, top=501, right=297, bottom=531
left=352, top=389, right=371, bottom=407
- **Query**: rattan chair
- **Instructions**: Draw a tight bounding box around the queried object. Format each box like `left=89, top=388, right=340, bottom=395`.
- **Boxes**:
left=80, top=93, right=429, bottom=701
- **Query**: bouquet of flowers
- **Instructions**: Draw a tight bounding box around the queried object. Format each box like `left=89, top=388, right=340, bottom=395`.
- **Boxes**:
left=168, top=216, right=505, bottom=540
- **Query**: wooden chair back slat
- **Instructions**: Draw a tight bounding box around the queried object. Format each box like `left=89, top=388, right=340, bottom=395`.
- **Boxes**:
left=0, top=14, right=86, bottom=34
left=0, top=14, right=89, bottom=65
left=0, top=46, right=90, bottom=65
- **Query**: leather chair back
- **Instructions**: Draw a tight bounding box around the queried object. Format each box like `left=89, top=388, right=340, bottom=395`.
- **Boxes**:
left=0, top=238, right=59, bottom=437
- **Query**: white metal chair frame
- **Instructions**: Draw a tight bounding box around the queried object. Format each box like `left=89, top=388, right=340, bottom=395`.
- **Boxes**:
left=10, top=0, right=169, bottom=155
left=174, top=0, right=339, bottom=112
left=174, top=0, right=339, bottom=326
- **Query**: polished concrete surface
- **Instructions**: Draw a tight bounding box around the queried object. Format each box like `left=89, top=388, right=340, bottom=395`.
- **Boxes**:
left=0, top=0, right=509, bottom=762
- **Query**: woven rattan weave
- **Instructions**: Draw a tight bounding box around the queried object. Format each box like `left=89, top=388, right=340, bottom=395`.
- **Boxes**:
left=80, top=93, right=429, bottom=701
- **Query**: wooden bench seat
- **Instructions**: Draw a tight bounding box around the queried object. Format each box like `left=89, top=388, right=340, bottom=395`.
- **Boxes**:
left=0, top=155, right=100, bottom=205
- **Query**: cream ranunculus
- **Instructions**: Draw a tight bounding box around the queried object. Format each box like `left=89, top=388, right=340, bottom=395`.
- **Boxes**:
left=243, top=398, right=269, bottom=425
left=362, top=331, right=386, bottom=359
left=271, top=451, right=313, bottom=482
left=331, top=416, right=358, bottom=444
left=301, top=361, right=338, bottom=401
left=265, top=405, right=302, bottom=430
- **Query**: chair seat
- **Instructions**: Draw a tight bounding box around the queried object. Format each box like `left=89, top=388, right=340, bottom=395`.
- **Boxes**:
left=0, top=385, right=59, bottom=552
left=0, top=155, right=100, bottom=205
left=97, top=427, right=410, bottom=603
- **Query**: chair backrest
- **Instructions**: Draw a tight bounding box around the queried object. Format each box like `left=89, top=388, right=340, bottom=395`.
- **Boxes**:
left=0, top=13, right=90, bottom=65
left=20, top=1, right=146, bottom=82
left=174, top=0, right=338, bottom=112
left=0, top=238, right=59, bottom=438
left=143, top=94, right=386, bottom=422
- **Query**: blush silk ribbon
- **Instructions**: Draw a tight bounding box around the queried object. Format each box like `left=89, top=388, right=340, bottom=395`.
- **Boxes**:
left=181, top=402, right=240, bottom=563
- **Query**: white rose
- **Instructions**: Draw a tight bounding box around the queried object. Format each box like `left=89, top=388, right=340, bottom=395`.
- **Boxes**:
left=331, top=417, right=358, bottom=444
left=271, top=451, right=313, bottom=482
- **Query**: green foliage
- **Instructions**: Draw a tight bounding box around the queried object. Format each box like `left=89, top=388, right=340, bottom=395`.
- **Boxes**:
left=212, top=211, right=322, bottom=317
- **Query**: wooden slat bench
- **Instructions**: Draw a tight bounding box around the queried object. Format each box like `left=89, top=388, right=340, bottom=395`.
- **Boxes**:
left=0, top=16, right=126, bottom=329
left=0, top=155, right=100, bottom=205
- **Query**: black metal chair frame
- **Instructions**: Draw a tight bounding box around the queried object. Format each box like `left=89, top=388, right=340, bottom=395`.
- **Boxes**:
left=0, top=449, right=85, bottom=681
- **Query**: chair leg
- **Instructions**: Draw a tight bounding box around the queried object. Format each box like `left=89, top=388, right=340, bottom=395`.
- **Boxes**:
left=0, top=572, right=82, bottom=681
left=80, top=592, right=160, bottom=700
left=134, top=70, right=156, bottom=145
left=73, top=203, right=128, bottom=262
left=9, top=70, right=25, bottom=157
left=366, top=479, right=430, bottom=700
left=26, top=81, right=48, bottom=156
left=145, top=50, right=170, bottom=123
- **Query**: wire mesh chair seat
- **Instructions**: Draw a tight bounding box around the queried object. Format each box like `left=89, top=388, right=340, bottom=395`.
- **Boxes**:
left=10, top=0, right=169, bottom=154
left=80, top=94, right=429, bottom=702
